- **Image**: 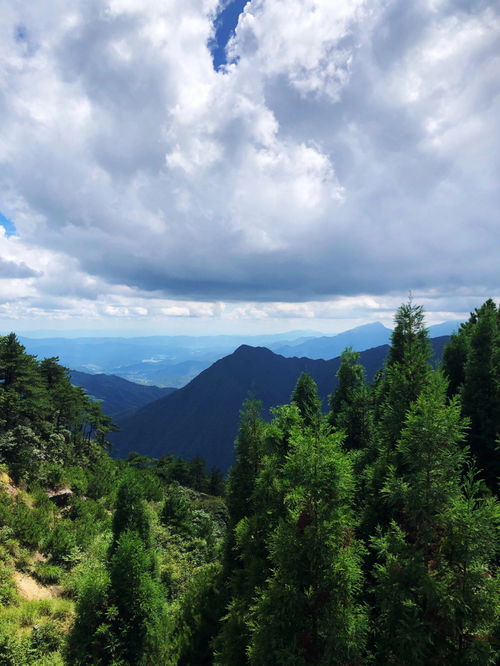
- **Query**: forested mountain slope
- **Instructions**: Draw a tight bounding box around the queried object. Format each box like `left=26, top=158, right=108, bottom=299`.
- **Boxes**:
left=112, top=336, right=449, bottom=470
left=0, top=300, right=498, bottom=666
left=70, top=370, right=176, bottom=417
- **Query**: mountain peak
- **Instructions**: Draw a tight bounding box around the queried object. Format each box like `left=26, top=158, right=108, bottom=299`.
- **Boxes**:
left=232, top=344, right=274, bottom=356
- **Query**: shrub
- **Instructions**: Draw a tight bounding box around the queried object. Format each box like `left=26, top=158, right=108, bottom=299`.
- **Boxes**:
left=33, top=563, right=63, bottom=585
left=31, top=621, right=62, bottom=654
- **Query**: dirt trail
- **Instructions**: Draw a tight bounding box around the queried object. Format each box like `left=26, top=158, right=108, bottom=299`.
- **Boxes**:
left=13, top=572, right=62, bottom=601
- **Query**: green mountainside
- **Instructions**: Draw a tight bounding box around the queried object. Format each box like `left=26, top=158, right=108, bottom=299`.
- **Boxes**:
left=69, top=370, right=176, bottom=417
left=111, top=335, right=449, bottom=470
left=0, top=300, right=498, bottom=665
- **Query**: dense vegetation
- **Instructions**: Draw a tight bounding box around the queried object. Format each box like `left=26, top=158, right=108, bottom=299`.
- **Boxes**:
left=0, top=300, right=498, bottom=665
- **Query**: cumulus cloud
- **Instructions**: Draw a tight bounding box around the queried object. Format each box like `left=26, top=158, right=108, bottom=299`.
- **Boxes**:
left=0, top=257, right=40, bottom=279
left=0, top=0, right=498, bottom=327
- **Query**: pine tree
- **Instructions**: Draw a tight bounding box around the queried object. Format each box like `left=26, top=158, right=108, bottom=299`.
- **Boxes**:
left=371, top=373, right=499, bottom=664
left=248, top=426, right=367, bottom=665
left=0, top=333, right=49, bottom=430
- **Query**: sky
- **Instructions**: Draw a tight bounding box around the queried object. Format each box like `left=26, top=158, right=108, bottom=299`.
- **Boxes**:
left=0, top=0, right=498, bottom=336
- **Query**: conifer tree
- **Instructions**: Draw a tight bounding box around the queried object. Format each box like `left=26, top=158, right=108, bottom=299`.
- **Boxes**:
left=0, top=333, right=49, bottom=430
left=215, top=400, right=267, bottom=664
left=460, top=300, right=499, bottom=490
left=362, top=301, right=433, bottom=536
left=379, top=300, right=432, bottom=446
left=215, top=403, right=302, bottom=665
left=248, top=425, right=367, bottom=665
left=442, top=299, right=499, bottom=491
left=291, top=372, right=322, bottom=430
left=329, top=347, right=373, bottom=450
left=371, top=373, right=499, bottom=664
left=109, top=529, right=165, bottom=665
left=110, top=474, right=153, bottom=554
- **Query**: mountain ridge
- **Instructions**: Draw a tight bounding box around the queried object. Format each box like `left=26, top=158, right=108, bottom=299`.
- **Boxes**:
left=70, top=370, right=176, bottom=417
left=111, top=336, right=450, bottom=470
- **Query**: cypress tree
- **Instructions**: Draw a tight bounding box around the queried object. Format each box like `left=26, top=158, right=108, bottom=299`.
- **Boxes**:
left=291, top=372, right=322, bottom=430
left=215, top=403, right=302, bottom=665
left=460, top=300, right=499, bottom=491
left=362, top=301, right=433, bottom=537
left=329, top=347, right=374, bottom=450
left=379, top=300, right=432, bottom=446
left=109, top=529, right=165, bottom=665
left=248, top=426, right=367, bottom=665
left=215, top=399, right=267, bottom=665
left=110, top=474, right=152, bottom=554
left=442, top=299, right=500, bottom=491
left=371, top=373, right=499, bottom=664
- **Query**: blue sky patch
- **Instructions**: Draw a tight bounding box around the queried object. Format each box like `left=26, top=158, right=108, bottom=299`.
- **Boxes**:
left=0, top=212, right=17, bottom=237
left=209, top=0, right=250, bottom=70
left=15, top=25, right=28, bottom=42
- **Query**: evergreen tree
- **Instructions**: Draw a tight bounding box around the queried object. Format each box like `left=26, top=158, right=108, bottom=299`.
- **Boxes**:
left=161, top=482, right=192, bottom=535
left=0, top=333, right=49, bottom=430
left=215, top=404, right=302, bottom=665
left=442, top=323, right=471, bottom=397
left=248, top=426, right=367, bottom=665
left=442, top=299, right=500, bottom=491
left=361, top=301, right=433, bottom=537
left=329, top=347, right=373, bottom=450
left=208, top=467, right=225, bottom=496
left=110, top=473, right=152, bottom=554
left=379, top=300, right=432, bottom=446
left=461, top=300, right=499, bottom=491
left=371, top=373, right=499, bottom=664
left=215, top=400, right=267, bottom=664
left=291, top=372, right=322, bottom=430
left=72, top=475, right=167, bottom=665
left=109, top=529, right=165, bottom=665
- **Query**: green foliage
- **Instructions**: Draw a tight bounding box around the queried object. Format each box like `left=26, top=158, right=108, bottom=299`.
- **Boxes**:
left=110, top=475, right=153, bottom=553
left=67, top=562, right=112, bottom=665
left=248, top=426, right=367, bottom=665
left=371, top=373, right=499, bottom=664
left=109, top=529, right=166, bottom=665
left=378, top=300, right=432, bottom=446
left=0, top=303, right=498, bottom=665
left=161, top=484, right=193, bottom=535
left=291, top=372, right=322, bottom=430
left=329, top=347, right=374, bottom=450
left=461, top=300, right=499, bottom=490
left=0, top=333, right=114, bottom=484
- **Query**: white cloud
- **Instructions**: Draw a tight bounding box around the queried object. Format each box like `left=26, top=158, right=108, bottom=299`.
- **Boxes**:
left=0, top=0, right=498, bottom=330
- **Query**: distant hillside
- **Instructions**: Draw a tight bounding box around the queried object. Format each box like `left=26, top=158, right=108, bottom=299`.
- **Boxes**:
left=273, top=320, right=462, bottom=360
left=113, top=358, right=212, bottom=388
left=111, top=336, right=449, bottom=471
left=273, top=322, right=392, bottom=359
left=70, top=371, right=176, bottom=417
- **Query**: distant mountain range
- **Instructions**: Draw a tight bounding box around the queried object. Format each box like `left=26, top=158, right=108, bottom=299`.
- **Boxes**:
left=70, top=371, right=176, bottom=417
left=111, top=336, right=450, bottom=471
left=271, top=321, right=462, bottom=360
left=16, top=331, right=323, bottom=387
left=12, top=321, right=461, bottom=387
